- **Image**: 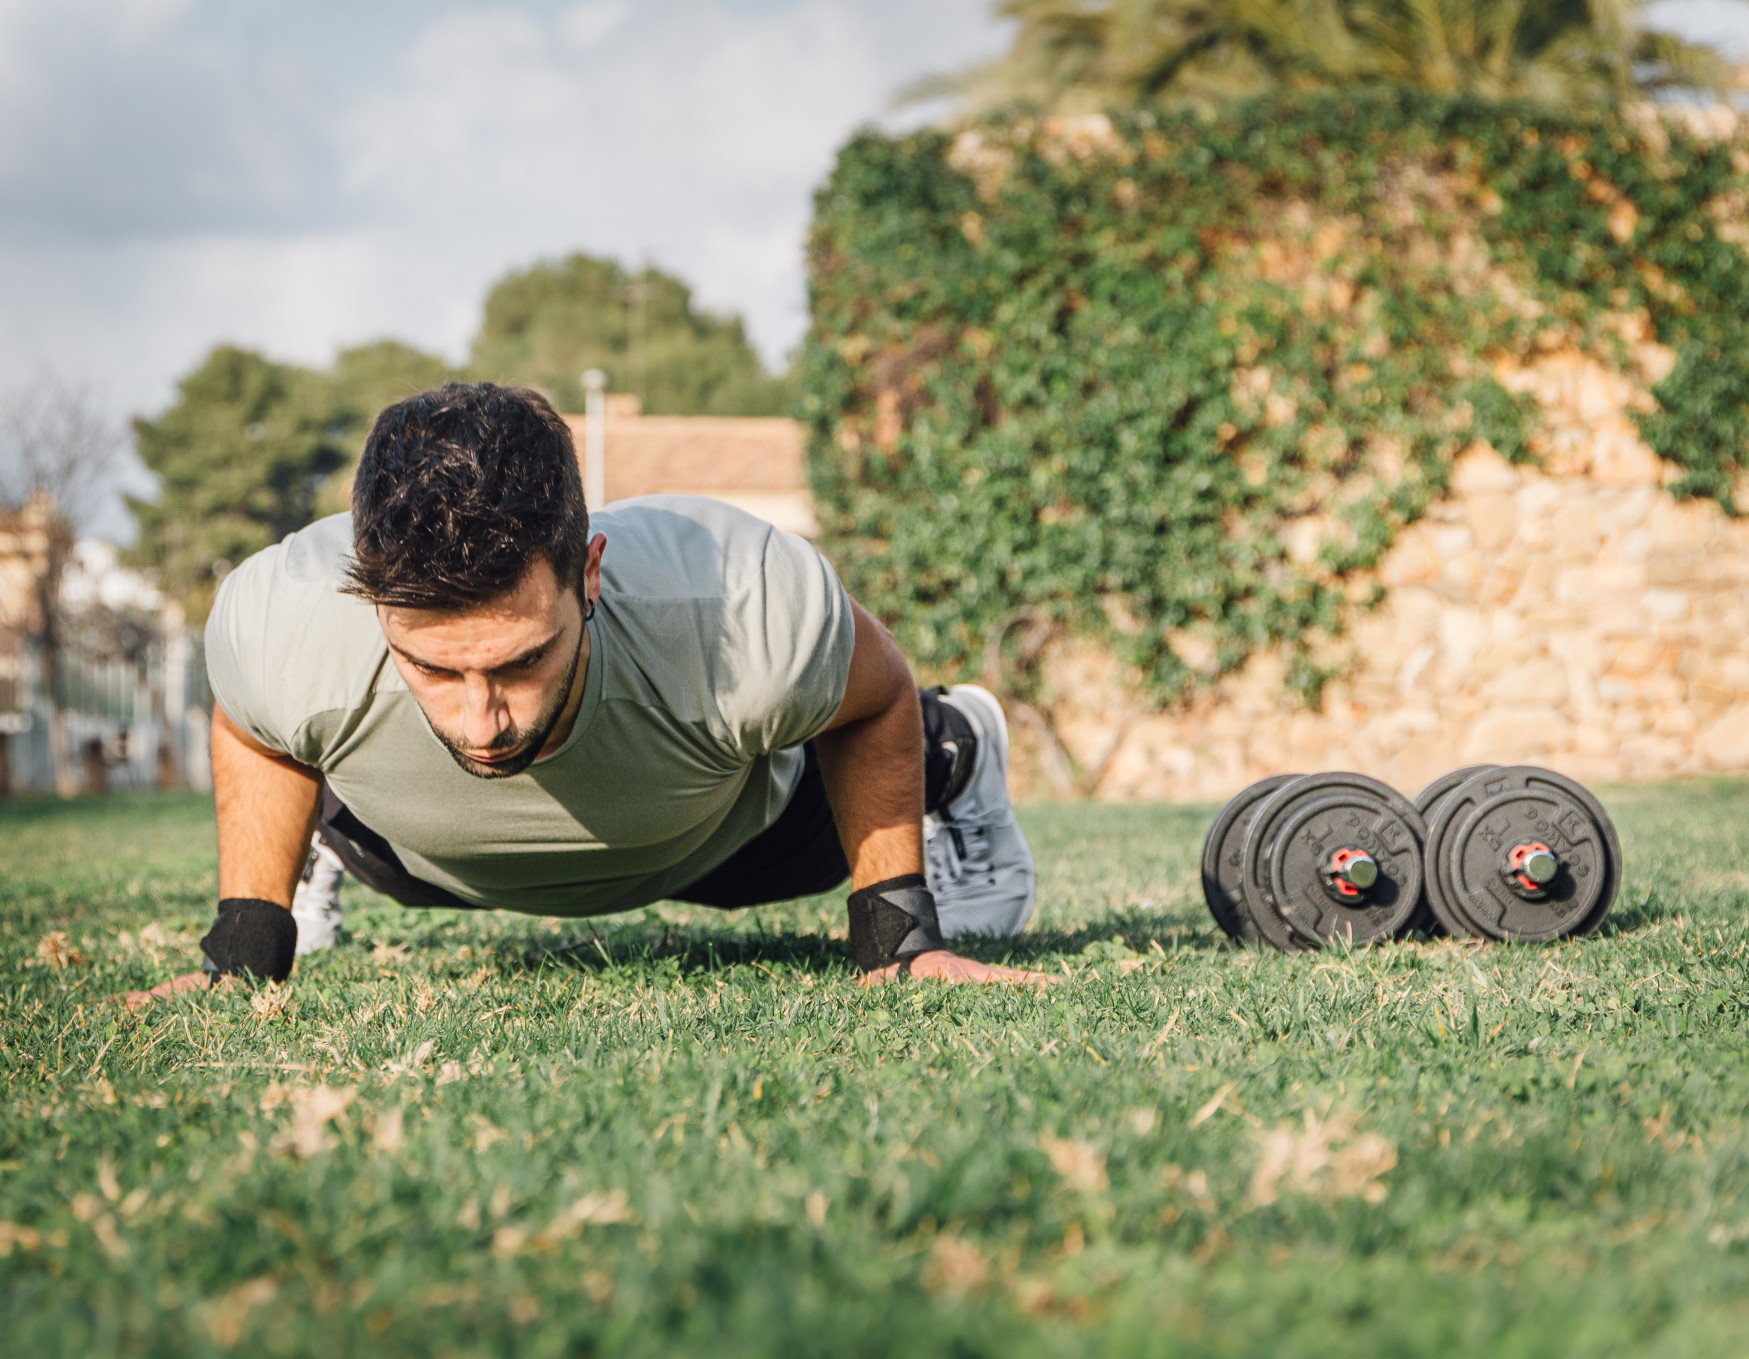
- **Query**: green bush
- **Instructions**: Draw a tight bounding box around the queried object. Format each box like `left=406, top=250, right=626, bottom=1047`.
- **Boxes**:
left=801, top=90, right=1749, bottom=706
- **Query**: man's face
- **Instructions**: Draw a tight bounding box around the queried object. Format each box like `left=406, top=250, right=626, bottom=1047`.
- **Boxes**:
left=378, top=545, right=601, bottom=779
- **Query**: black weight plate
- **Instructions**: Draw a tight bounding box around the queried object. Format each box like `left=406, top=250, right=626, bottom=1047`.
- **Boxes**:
left=1415, top=766, right=1499, bottom=819
left=1240, top=772, right=1426, bottom=952
left=1266, top=791, right=1425, bottom=948
left=1449, top=790, right=1606, bottom=939
left=1429, top=766, right=1621, bottom=940
left=1405, top=766, right=1498, bottom=936
left=1200, top=775, right=1301, bottom=942
left=1421, top=767, right=1506, bottom=938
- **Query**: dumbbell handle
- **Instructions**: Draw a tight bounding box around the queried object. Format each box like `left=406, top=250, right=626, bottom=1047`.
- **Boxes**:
left=1507, top=842, right=1558, bottom=891
left=1327, top=848, right=1378, bottom=895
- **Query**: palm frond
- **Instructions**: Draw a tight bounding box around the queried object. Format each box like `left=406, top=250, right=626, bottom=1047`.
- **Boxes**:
left=925, top=0, right=1743, bottom=119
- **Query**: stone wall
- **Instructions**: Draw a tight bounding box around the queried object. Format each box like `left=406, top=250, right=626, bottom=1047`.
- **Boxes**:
left=1006, top=328, right=1749, bottom=802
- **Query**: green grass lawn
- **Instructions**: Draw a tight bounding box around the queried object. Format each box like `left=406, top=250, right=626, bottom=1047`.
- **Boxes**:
left=3, top=783, right=1749, bottom=1356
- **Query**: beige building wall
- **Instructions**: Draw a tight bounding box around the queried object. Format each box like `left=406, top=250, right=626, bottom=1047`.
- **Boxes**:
left=562, top=403, right=816, bottom=538
left=0, top=497, right=53, bottom=635
left=0, top=498, right=54, bottom=710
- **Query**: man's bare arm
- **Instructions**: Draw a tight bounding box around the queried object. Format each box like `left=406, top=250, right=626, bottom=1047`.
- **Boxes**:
left=120, top=706, right=320, bottom=1008
left=815, top=600, right=926, bottom=890
left=212, top=704, right=322, bottom=905
left=816, top=601, right=1052, bottom=988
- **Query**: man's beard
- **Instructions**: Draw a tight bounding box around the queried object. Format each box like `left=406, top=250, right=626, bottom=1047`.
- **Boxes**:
left=428, top=639, right=583, bottom=780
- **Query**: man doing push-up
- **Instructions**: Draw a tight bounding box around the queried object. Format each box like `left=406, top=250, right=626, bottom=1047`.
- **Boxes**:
left=127, top=382, right=1048, bottom=1004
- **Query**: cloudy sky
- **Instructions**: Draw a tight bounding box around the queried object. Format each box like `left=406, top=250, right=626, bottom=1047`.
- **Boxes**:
left=0, top=0, right=1744, bottom=485
left=0, top=0, right=1004, bottom=422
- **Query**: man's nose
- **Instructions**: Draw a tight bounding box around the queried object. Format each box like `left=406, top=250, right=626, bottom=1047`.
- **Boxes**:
left=457, top=674, right=508, bottom=745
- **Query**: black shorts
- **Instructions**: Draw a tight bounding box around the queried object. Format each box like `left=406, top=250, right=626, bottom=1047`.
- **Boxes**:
left=316, top=689, right=970, bottom=914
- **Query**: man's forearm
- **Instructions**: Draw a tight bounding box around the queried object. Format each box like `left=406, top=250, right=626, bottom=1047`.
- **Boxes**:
left=814, top=684, right=926, bottom=890
left=212, top=705, right=323, bottom=907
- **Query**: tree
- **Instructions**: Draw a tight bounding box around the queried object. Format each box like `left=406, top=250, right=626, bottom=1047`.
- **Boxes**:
left=327, top=340, right=458, bottom=454
left=311, top=340, right=458, bottom=516
left=468, top=253, right=793, bottom=416
left=919, top=0, right=1738, bottom=116
left=124, top=255, right=786, bottom=618
left=127, top=346, right=350, bottom=621
left=0, top=377, right=122, bottom=796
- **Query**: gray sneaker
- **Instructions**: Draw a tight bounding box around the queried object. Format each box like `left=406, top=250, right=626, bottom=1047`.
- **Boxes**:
left=924, top=684, right=1037, bottom=939
left=291, top=836, right=346, bottom=955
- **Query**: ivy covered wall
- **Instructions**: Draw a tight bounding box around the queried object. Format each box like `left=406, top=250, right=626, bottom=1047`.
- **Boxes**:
left=800, top=91, right=1749, bottom=708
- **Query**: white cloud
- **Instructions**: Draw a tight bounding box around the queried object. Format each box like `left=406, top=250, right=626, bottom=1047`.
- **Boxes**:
left=334, top=3, right=876, bottom=345
left=3, top=0, right=1740, bottom=464
left=1647, top=0, right=1749, bottom=54
left=0, top=0, right=1004, bottom=438
left=559, top=0, right=630, bottom=49
left=0, top=0, right=335, bottom=240
left=3, top=0, right=1740, bottom=544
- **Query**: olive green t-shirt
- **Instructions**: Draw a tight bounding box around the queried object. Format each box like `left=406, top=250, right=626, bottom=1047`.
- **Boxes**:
left=204, top=496, right=856, bottom=917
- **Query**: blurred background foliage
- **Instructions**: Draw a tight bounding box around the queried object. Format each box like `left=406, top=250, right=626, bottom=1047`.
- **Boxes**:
left=121, top=2, right=1746, bottom=633
left=801, top=90, right=1749, bottom=707
left=126, top=255, right=792, bottom=617
left=470, top=254, right=795, bottom=416
left=914, top=0, right=1741, bottom=116
left=128, top=347, right=352, bottom=622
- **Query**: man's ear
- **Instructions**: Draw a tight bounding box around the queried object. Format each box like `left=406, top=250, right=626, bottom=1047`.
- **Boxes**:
left=581, top=533, right=607, bottom=611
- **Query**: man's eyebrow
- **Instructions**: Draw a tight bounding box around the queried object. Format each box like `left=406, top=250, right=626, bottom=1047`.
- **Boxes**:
left=387, top=633, right=561, bottom=673
left=386, top=640, right=446, bottom=670
left=492, top=635, right=560, bottom=671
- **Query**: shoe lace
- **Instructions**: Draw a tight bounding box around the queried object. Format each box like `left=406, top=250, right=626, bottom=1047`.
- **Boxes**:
left=925, top=811, right=1004, bottom=888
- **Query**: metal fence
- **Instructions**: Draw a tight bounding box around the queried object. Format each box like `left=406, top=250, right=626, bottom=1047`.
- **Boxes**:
left=0, top=629, right=212, bottom=795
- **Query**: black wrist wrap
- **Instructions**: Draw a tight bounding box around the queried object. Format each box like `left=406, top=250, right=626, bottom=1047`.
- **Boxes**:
left=847, top=874, right=945, bottom=972
left=199, top=898, right=297, bottom=983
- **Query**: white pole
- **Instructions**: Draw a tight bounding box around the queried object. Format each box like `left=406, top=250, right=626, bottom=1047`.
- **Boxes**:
left=162, top=600, right=187, bottom=788
left=582, top=368, right=606, bottom=510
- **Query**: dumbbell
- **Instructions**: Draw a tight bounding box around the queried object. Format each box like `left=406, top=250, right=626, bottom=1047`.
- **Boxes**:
left=1413, top=765, right=1621, bottom=942
left=1200, top=772, right=1427, bottom=950
left=1202, top=766, right=1621, bottom=948
left=1401, top=765, right=1494, bottom=935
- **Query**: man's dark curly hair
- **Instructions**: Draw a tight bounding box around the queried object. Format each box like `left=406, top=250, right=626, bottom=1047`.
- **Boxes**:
left=343, top=382, right=588, bottom=610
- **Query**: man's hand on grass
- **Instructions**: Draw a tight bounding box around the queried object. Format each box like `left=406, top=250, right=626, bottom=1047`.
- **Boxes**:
left=859, top=949, right=1057, bottom=988
left=118, top=971, right=227, bottom=1012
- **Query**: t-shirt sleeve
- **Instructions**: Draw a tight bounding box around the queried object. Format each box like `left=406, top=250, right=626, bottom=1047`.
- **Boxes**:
left=204, top=545, right=297, bottom=754
left=715, top=525, right=857, bottom=759
left=204, top=514, right=381, bottom=767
